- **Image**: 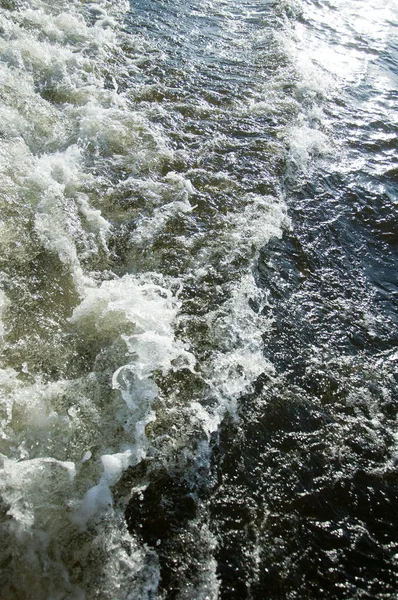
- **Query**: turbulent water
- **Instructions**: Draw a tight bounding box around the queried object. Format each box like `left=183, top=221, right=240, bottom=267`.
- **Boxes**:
left=0, top=0, right=397, bottom=598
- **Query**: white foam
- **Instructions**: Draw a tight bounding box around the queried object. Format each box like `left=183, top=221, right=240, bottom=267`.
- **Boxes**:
left=68, top=273, right=196, bottom=528
left=287, top=125, right=331, bottom=173
left=0, top=0, right=167, bottom=592
left=0, top=0, right=337, bottom=595
left=0, top=290, right=8, bottom=341
left=204, top=273, right=276, bottom=426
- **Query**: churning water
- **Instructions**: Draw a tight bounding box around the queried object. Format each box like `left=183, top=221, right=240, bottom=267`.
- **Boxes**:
left=0, top=0, right=397, bottom=598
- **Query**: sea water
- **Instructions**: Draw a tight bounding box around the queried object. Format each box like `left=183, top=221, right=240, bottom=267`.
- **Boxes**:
left=0, top=0, right=397, bottom=598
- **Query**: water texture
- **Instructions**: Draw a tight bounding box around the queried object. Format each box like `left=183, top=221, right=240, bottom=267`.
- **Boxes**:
left=0, top=0, right=397, bottom=598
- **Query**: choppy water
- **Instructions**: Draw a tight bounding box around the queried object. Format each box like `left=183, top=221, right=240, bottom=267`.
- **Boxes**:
left=0, top=0, right=397, bottom=598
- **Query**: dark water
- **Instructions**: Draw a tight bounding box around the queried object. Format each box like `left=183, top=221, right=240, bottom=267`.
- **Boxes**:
left=0, top=0, right=397, bottom=598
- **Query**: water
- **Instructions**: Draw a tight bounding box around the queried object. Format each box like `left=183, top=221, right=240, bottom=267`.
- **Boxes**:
left=0, top=0, right=397, bottom=598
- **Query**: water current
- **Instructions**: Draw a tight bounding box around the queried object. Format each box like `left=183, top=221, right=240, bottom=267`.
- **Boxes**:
left=0, top=0, right=397, bottom=598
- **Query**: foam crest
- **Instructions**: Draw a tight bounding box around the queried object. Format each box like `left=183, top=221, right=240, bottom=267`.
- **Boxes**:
left=68, top=273, right=195, bottom=526
left=71, top=273, right=196, bottom=398
left=198, top=196, right=288, bottom=420
left=287, top=125, right=331, bottom=174
left=71, top=274, right=183, bottom=342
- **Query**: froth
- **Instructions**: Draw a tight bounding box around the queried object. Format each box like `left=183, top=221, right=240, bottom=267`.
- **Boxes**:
left=0, top=0, right=170, bottom=595
left=0, top=0, right=316, bottom=596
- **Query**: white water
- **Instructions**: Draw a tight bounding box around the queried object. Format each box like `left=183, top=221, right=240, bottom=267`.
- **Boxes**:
left=1, top=0, right=396, bottom=597
left=0, top=0, right=291, bottom=596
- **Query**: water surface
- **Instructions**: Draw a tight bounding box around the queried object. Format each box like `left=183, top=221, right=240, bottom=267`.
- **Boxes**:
left=0, top=0, right=397, bottom=598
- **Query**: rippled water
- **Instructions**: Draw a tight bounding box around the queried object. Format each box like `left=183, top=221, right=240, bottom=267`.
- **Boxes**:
left=0, top=0, right=397, bottom=598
